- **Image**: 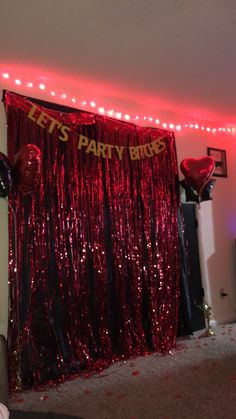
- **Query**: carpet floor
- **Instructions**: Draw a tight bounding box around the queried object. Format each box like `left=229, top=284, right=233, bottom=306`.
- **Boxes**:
left=10, top=412, right=82, bottom=419
left=9, top=323, right=236, bottom=419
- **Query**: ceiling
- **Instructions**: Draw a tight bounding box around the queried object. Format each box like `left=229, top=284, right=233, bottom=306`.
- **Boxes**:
left=0, top=0, right=235, bottom=126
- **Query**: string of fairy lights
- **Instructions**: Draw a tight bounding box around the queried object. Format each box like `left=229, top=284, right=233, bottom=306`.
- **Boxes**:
left=1, top=71, right=235, bottom=135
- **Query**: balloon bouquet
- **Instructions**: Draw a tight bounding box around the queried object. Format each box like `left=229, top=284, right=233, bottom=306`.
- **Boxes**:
left=179, top=156, right=216, bottom=337
left=179, top=156, right=216, bottom=204
left=0, top=144, right=41, bottom=198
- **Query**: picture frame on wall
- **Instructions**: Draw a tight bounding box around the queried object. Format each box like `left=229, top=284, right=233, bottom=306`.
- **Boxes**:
left=207, top=147, right=227, bottom=177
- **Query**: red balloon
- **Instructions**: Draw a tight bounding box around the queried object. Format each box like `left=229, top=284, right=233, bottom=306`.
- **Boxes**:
left=14, top=144, right=42, bottom=196
left=180, top=157, right=215, bottom=195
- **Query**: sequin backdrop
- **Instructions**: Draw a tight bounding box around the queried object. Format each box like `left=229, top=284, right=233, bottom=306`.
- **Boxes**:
left=4, top=91, right=180, bottom=390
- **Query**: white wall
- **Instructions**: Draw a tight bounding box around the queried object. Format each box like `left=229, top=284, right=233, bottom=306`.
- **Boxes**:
left=1, top=85, right=236, bottom=338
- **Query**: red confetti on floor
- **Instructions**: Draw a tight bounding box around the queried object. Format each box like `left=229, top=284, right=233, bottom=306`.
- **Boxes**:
left=106, top=391, right=113, bottom=396
left=117, top=393, right=126, bottom=400
left=12, top=398, right=24, bottom=403
left=131, top=370, right=140, bottom=376
left=211, top=362, right=218, bottom=367
left=39, top=395, right=49, bottom=401
left=163, top=374, right=172, bottom=380
left=175, top=343, right=189, bottom=351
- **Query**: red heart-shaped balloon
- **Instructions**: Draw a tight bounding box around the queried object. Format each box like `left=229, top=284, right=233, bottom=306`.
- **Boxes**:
left=180, top=157, right=215, bottom=194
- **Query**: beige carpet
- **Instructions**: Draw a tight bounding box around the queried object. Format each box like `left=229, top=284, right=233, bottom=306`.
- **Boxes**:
left=9, top=323, right=236, bottom=419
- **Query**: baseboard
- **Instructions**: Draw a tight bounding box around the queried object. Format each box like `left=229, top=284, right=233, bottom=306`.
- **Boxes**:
left=211, top=314, right=236, bottom=326
left=210, top=319, right=218, bottom=328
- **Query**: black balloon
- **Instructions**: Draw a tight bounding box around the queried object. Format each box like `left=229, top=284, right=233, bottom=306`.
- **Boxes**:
left=180, top=179, right=199, bottom=203
left=0, top=151, right=13, bottom=198
left=201, top=179, right=216, bottom=202
left=180, top=179, right=216, bottom=204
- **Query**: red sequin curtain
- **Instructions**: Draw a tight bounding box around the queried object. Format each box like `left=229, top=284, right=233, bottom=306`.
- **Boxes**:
left=4, top=91, right=180, bottom=390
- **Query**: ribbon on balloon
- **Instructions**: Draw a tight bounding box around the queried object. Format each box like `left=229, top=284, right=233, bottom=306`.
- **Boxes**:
left=179, top=156, right=216, bottom=203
